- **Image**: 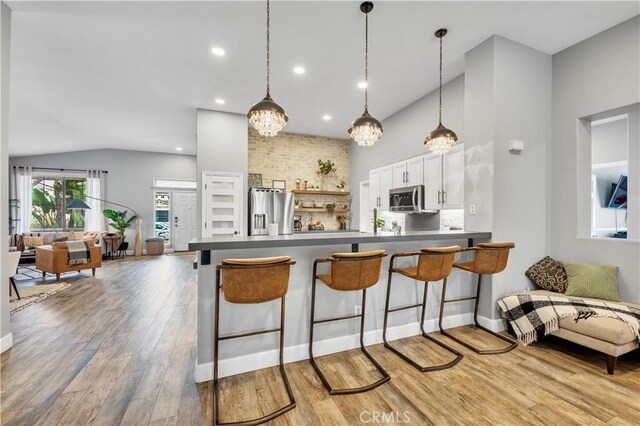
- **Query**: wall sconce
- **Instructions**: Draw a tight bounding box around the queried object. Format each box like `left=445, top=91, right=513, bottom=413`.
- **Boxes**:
left=508, top=139, right=525, bottom=154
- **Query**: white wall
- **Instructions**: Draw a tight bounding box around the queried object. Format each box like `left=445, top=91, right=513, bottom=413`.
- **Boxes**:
left=551, top=16, right=639, bottom=303
left=349, top=75, right=465, bottom=229
left=195, top=109, right=248, bottom=374
left=9, top=149, right=196, bottom=242
left=1, top=1, right=11, bottom=352
left=464, top=35, right=552, bottom=319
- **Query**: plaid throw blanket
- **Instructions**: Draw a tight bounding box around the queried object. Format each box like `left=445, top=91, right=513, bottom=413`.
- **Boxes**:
left=65, top=240, right=91, bottom=266
left=498, top=294, right=640, bottom=345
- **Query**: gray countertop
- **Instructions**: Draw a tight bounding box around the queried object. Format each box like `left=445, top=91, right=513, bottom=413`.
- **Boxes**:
left=189, top=230, right=491, bottom=251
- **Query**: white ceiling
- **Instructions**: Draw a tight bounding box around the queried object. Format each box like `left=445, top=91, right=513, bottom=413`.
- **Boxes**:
left=7, top=1, right=639, bottom=156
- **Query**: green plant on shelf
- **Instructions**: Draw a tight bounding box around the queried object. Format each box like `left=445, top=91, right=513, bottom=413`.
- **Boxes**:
left=336, top=180, right=347, bottom=191
left=325, top=203, right=336, bottom=215
left=372, top=217, right=385, bottom=229
left=316, top=159, right=337, bottom=175
left=27, top=245, right=37, bottom=251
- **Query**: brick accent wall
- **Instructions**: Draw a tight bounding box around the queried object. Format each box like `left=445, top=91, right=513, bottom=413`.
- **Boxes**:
left=248, top=129, right=350, bottom=230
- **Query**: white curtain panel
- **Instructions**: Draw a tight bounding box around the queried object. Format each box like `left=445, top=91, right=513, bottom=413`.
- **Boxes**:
left=9, top=166, right=32, bottom=234
left=85, top=170, right=106, bottom=231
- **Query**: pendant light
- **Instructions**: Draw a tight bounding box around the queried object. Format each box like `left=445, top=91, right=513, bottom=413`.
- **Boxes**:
left=424, top=28, right=458, bottom=155
left=247, top=0, right=288, bottom=137
left=348, top=1, right=383, bottom=147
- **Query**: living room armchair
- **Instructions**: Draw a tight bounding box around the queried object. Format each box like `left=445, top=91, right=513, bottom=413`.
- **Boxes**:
left=36, top=242, right=102, bottom=281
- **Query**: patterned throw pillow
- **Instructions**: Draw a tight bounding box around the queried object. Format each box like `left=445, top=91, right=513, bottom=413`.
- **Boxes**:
left=525, top=256, right=568, bottom=293
left=564, top=262, right=621, bottom=302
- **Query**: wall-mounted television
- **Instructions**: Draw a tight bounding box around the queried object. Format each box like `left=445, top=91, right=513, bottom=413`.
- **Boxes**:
left=607, top=175, right=627, bottom=209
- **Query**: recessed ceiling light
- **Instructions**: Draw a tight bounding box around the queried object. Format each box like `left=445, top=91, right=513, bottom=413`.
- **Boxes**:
left=211, top=47, right=225, bottom=56
left=176, top=147, right=183, bottom=151
left=293, top=66, right=306, bottom=74
left=358, top=81, right=368, bottom=89
left=215, top=98, right=225, bottom=105
left=322, top=115, right=332, bottom=121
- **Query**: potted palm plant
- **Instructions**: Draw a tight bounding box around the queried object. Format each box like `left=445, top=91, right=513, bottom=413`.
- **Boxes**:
left=103, top=209, right=137, bottom=239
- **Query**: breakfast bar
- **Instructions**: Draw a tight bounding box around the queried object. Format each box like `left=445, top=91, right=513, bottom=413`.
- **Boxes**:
left=190, top=230, right=491, bottom=383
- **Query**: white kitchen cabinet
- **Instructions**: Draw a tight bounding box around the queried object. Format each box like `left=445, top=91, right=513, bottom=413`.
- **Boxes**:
left=406, top=156, right=425, bottom=186
left=424, top=144, right=464, bottom=210
left=392, top=162, right=407, bottom=188
left=391, top=157, right=424, bottom=188
left=369, top=165, right=392, bottom=212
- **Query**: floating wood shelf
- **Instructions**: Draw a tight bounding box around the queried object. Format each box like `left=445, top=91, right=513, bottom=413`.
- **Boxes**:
left=295, top=208, right=350, bottom=213
left=291, top=190, right=350, bottom=196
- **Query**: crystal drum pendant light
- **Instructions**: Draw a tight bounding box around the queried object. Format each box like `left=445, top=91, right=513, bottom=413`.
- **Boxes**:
left=247, top=0, right=288, bottom=137
left=424, top=28, right=458, bottom=155
left=348, top=2, right=383, bottom=147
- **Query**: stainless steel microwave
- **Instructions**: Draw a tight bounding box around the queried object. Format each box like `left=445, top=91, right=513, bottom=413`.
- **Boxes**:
left=389, top=185, right=425, bottom=213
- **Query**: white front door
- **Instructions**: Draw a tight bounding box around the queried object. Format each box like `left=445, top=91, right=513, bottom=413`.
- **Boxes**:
left=173, top=191, right=197, bottom=251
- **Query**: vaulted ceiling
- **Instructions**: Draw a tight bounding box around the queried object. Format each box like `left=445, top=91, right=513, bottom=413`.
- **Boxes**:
left=7, top=1, right=639, bottom=156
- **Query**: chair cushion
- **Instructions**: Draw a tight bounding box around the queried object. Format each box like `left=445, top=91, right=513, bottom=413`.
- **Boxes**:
left=392, top=266, right=418, bottom=279
left=559, top=315, right=636, bottom=345
left=452, top=261, right=475, bottom=272
left=525, top=256, right=568, bottom=293
left=332, top=250, right=385, bottom=259
left=317, top=274, right=332, bottom=286
left=223, top=256, right=291, bottom=266
left=564, top=262, right=620, bottom=302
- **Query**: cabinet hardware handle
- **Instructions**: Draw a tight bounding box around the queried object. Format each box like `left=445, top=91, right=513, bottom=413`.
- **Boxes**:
left=406, top=171, right=409, bottom=183
left=442, top=190, right=446, bottom=205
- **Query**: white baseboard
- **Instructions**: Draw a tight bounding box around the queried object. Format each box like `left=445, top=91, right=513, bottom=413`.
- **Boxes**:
left=0, top=332, right=13, bottom=354
left=194, top=312, right=485, bottom=383
left=476, top=315, right=506, bottom=332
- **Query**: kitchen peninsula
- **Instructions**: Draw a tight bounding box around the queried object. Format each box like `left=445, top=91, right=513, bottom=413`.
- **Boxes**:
left=190, top=229, right=491, bottom=382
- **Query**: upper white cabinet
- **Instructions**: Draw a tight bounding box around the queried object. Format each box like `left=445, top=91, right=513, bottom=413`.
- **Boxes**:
left=392, top=157, right=425, bottom=188
left=369, top=165, right=393, bottom=211
left=424, top=144, right=464, bottom=210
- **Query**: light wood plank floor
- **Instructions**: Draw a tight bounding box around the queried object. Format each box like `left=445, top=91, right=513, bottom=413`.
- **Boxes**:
left=2, top=255, right=639, bottom=425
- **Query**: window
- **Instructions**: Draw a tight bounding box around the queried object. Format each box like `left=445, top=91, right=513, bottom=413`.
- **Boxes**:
left=31, top=175, right=86, bottom=231
left=154, top=192, right=170, bottom=244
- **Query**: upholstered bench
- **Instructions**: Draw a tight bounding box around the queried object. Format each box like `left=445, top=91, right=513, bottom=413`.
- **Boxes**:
left=508, top=289, right=639, bottom=374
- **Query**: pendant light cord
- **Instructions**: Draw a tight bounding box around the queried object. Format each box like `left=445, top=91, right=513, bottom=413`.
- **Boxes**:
left=364, top=11, right=369, bottom=112
left=438, top=35, right=443, bottom=125
left=266, top=0, right=271, bottom=97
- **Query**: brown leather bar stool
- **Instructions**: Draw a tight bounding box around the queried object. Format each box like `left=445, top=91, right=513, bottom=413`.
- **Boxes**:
left=438, top=242, right=518, bottom=354
left=383, top=246, right=464, bottom=372
left=309, top=250, right=390, bottom=395
left=214, top=256, right=296, bottom=426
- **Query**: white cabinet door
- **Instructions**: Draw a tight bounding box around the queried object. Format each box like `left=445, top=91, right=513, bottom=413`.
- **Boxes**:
left=379, top=165, right=393, bottom=211
left=443, top=144, right=464, bottom=209
left=406, top=156, right=425, bottom=186
left=369, top=168, right=381, bottom=209
left=202, top=172, right=243, bottom=236
left=392, top=162, right=407, bottom=188
left=424, top=154, right=442, bottom=210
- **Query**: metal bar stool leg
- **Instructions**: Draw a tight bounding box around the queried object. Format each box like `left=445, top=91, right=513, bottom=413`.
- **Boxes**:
left=10, top=277, right=21, bottom=300
left=438, top=274, right=517, bottom=355
left=383, top=269, right=462, bottom=372
left=309, top=263, right=389, bottom=395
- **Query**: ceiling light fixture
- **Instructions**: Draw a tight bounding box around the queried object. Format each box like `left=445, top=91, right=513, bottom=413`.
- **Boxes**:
left=247, top=0, right=288, bottom=137
left=211, top=47, right=225, bottom=56
left=293, top=66, right=305, bottom=74
left=348, top=2, right=383, bottom=147
left=357, top=81, right=368, bottom=89
left=323, top=115, right=332, bottom=121
left=215, top=98, right=225, bottom=105
left=176, top=147, right=183, bottom=151
left=424, top=28, right=458, bottom=155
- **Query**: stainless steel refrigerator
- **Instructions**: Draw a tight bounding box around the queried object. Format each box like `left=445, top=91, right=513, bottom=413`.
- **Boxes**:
left=248, top=188, right=294, bottom=236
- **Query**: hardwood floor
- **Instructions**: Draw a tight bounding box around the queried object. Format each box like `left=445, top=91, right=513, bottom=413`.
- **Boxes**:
left=2, top=254, right=639, bottom=425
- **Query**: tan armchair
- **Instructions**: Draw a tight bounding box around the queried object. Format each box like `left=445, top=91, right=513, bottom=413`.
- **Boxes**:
left=36, top=242, right=102, bottom=281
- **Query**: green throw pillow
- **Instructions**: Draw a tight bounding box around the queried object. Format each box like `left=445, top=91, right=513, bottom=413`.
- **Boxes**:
left=563, top=262, right=620, bottom=302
